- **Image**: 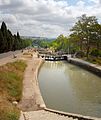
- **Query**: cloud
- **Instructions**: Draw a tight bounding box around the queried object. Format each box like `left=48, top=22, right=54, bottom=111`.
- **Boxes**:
left=89, top=0, right=100, bottom=4
left=0, top=14, right=17, bottom=24
left=0, top=0, right=101, bottom=38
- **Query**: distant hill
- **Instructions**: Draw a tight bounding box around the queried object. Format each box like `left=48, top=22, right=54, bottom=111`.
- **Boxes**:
left=21, top=36, right=55, bottom=41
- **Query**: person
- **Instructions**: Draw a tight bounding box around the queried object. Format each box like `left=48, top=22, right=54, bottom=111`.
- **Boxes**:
left=13, top=54, right=17, bottom=58
left=37, top=54, right=40, bottom=58
left=21, top=49, right=23, bottom=53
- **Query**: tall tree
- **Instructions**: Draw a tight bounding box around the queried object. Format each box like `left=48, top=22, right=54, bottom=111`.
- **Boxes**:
left=0, top=29, right=5, bottom=53
left=17, top=32, right=20, bottom=40
left=7, top=30, right=13, bottom=51
left=70, top=14, right=98, bottom=58
left=1, top=21, right=8, bottom=52
left=1, top=21, right=7, bottom=36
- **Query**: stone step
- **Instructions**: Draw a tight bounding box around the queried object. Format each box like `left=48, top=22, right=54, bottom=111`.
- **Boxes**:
left=22, top=110, right=76, bottom=120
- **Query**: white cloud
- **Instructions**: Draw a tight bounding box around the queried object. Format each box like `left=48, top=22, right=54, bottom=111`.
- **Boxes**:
left=0, top=14, right=17, bottom=23
left=89, top=0, right=99, bottom=4
left=0, top=0, right=10, bottom=5
left=76, top=0, right=85, bottom=6
left=0, top=0, right=101, bottom=38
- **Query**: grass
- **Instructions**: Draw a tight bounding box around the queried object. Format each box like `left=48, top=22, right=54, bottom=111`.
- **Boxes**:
left=0, top=60, right=27, bottom=120
left=84, top=56, right=101, bottom=65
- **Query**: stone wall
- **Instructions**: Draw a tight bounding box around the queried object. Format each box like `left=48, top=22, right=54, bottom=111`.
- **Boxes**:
left=68, top=58, right=101, bottom=77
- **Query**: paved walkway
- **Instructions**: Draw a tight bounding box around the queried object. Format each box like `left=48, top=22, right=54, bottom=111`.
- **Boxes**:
left=0, top=51, right=23, bottom=66
left=0, top=50, right=22, bottom=59
left=18, top=53, right=45, bottom=111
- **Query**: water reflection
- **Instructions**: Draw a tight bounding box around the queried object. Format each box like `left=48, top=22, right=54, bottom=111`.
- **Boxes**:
left=38, top=61, right=101, bottom=118
left=65, top=62, right=101, bottom=102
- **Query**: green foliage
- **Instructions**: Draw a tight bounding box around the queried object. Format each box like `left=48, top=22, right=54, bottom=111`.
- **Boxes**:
left=0, top=29, right=5, bottom=53
left=0, top=22, right=31, bottom=53
left=5, top=72, right=22, bottom=100
left=32, top=39, right=52, bottom=48
left=49, top=34, right=69, bottom=52
left=0, top=110, right=20, bottom=120
left=90, top=49, right=101, bottom=57
left=95, top=58, right=101, bottom=65
left=48, top=14, right=101, bottom=59
left=69, top=14, right=101, bottom=58
left=6, top=111, right=19, bottom=120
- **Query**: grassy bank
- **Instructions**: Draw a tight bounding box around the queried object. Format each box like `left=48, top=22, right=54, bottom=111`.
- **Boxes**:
left=87, top=57, right=101, bottom=65
left=81, top=56, right=101, bottom=65
left=0, top=60, right=27, bottom=120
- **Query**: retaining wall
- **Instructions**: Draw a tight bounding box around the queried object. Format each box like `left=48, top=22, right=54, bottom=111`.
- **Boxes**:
left=35, top=58, right=46, bottom=109
left=68, top=58, right=101, bottom=77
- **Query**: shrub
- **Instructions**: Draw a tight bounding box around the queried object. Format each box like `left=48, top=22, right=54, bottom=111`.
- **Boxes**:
left=90, top=49, right=100, bottom=57
left=75, top=51, right=85, bottom=58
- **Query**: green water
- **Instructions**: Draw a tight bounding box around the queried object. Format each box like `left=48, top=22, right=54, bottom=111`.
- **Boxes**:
left=38, top=61, right=101, bottom=118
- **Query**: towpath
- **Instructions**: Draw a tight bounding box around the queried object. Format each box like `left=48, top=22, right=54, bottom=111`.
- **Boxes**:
left=18, top=52, right=45, bottom=111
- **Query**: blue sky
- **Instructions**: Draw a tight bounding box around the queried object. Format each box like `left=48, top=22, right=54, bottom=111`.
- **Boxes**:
left=0, top=0, right=101, bottom=37
left=56, top=0, right=94, bottom=6
left=67, top=0, right=80, bottom=5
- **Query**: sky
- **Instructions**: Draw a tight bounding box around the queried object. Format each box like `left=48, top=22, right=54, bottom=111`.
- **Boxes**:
left=0, top=0, right=101, bottom=38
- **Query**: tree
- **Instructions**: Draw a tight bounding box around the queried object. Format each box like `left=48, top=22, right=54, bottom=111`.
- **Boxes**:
left=6, top=30, right=13, bottom=51
left=0, top=22, right=31, bottom=53
left=91, top=24, right=101, bottom=51
left=50, top=34, right=69, bottom=52
left=0, top=21, right=8, bottom=52
left=17, top=32, right=20, bottom=40
left=70, top=14, right=99, bottom=59
left=68, top=33, right=80, bottom=53
left=1, top=21, right=7, bottom=36
left=0, top=29, right=5, bottom=53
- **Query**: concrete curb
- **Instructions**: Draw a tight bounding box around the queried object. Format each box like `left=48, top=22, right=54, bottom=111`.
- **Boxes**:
left=35, top=58, right=46, bottom=109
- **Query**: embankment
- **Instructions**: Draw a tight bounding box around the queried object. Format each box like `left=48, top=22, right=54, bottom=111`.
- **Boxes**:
left=68, top=58, right=101, bottom=77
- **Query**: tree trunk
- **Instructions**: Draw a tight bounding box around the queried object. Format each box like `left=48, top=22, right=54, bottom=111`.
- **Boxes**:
left=86, top=39, right=90, bottom=59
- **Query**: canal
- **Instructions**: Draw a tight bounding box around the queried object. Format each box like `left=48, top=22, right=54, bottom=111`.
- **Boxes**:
left=38, top=61, right=101, bottom=118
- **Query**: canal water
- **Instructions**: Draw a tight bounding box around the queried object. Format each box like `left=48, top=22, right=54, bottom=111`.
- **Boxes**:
left=38, top=61, right=101, bottom=118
